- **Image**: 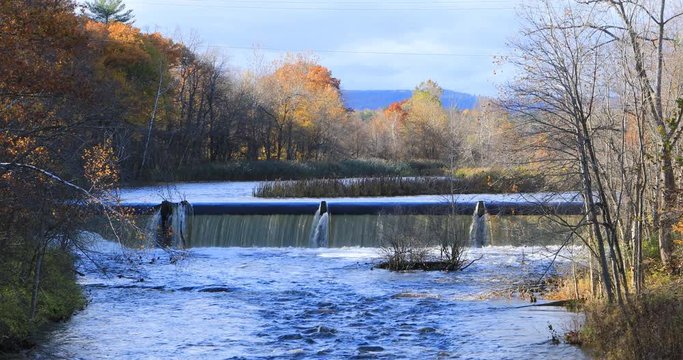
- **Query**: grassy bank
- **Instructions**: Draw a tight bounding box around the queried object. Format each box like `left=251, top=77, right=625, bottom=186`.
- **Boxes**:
left=139, top=159, right=447, bottom=183
left=545, top=250, right=683, bottom=359
left=581, top=281, right=683, bottom=359
left=254, top=168, right=559, bottom=197
left=0, top=249, right=85, bottom=353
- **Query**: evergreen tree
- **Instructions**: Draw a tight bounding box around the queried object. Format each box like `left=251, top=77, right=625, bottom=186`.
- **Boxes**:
left=85, top=0, right=134, bottom=24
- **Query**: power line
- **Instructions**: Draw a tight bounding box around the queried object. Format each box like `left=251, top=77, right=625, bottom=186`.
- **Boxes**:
left=158, top=0, right=510, bottom=6
left=205, top=44, right=506, bottom=57
left=169, top=0, right=512, bottom=3
left=132, top=0, right=516, bottom=11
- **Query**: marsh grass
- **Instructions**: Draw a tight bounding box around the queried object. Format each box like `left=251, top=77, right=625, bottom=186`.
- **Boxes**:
left=255, top=177, right=454, bottom=198
left=375, top=210, right=471, bottom=272
left=254, top=168, right=556, bottom=198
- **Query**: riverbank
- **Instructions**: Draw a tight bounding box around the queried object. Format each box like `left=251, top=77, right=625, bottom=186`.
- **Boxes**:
left=546, top=256, right=683, bottom=359
left=134, top=161, right=574, bottom=195
left=0, top=249, right=85, bottom=354
left=582, top=280, right=683, bottom=359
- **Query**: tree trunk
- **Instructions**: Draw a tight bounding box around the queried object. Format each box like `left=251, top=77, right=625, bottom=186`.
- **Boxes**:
left=140, top=60, right=164, bottom=174
left=578, top=129, right=615, bottom=302
left=658, top=151, right=676, bottom=267
left=30, top=247, right=44, bottom=322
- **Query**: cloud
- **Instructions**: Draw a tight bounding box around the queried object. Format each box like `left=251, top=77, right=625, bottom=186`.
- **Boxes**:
left=126, top=0, right=520, bottom=95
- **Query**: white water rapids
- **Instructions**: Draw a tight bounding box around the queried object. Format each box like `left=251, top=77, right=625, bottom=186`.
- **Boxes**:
left=31, top=239, right=587, bottom=359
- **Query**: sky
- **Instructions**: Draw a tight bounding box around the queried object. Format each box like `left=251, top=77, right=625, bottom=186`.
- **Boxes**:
left=121, top=0, right=524, bottom=96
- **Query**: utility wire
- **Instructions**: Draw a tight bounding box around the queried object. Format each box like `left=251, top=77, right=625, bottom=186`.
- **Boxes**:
left=131, top=0, right=516, bottom=11
left=205, top=44, right=506, bottom=57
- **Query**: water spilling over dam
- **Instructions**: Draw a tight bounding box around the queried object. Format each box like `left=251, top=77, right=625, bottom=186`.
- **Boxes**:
left=124, top=185, right=584, bottom=249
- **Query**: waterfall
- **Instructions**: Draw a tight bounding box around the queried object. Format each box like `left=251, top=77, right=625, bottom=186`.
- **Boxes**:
left=145, top=208, right=162, bottom=248
left=469, top=201, right=490, bottom=247
left=311, top=213, right=330, bottom=248
left=138, top=199, right=574, bottom=248
left=309, top=201, right=329, bottom=247
left=171, top=200, right=193, bottom=248
left=154, top=200, right=193, bottom=248
left=309, top=207, right=322, bottom=243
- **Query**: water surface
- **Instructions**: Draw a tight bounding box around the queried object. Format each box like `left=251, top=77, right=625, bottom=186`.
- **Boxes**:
left=32, top=242, right=586, bottom=359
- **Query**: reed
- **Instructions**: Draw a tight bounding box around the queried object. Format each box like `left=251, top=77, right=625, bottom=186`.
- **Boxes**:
left=254, top=168, right=557, bottom=198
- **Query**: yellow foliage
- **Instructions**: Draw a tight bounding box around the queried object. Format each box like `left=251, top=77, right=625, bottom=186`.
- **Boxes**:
left=673, top=218, right=683, bottom=234
left=82, top=139, right=119, bottom=190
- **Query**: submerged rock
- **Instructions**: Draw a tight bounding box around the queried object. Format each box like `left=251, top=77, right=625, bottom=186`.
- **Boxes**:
left=197, top=286, right=233, bottom=293
left=357, top=345, right=384, bottom=353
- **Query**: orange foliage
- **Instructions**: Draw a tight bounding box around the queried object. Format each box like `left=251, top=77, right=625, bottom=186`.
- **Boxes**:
left=86, top=20, right=150, bottom=69
left=263, top=57, right=348, bottom=159
left=82, top=19, right=181, bottom=126
left=0, top=0, right=89, bottom=98
left=271, top=59, right=346, bottom=128
left=623, top=113, right=644, bottom=148
left=384, top=101, right=408, bottom=124
left=305, top=65, right=341, bottom=91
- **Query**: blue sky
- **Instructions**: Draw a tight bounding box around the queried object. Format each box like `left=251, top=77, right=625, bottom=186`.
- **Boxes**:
left=122, top=0, right=523, bottom=96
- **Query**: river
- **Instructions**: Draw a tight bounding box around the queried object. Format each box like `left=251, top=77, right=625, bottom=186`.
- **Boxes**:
left=28, top=182, right=587, bottom=359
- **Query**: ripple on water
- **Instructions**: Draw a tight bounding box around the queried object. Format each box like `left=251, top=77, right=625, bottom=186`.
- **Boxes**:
left=33, top=246, right=588, bottom=359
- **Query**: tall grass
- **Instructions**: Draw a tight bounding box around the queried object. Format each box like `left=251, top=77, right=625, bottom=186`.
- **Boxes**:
left=254, top=168, right=559, bottom=197
left=582, top=283, right=683, bottom=359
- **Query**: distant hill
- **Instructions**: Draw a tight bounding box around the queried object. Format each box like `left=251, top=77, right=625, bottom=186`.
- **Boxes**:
left=341, top=89, right=478, bottom=111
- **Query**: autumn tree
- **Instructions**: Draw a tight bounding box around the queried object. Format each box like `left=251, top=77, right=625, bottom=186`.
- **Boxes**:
left=257, top=55, right=348, bottom=160
left=456, top=99, right=520, bottom=167
left=401, top=80, right=450, bottom=160
left=0, top=0, right=135, bottom=347
left=580, top=0, right=683, bottom=269
left=366, top=108, right=401, bottom=160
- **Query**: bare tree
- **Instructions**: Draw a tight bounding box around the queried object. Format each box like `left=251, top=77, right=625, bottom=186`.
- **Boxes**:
left=579, top=0, right=683, bottom=268
left=506, top=0, right=629, bottom=302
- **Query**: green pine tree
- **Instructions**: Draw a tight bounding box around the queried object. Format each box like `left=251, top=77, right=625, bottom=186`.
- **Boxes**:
left=85, top=0, right=134, bottom=24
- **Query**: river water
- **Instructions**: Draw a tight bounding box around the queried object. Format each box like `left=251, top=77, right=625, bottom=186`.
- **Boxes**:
left=28, top=182, right=587, bottom=359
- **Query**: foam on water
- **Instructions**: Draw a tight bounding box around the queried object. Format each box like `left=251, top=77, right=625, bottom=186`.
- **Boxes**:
left=31, top=240, right=588, bottom=359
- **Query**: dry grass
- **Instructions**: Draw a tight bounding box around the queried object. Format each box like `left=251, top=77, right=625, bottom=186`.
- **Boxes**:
left=546, top=263, right=683, bottom=359
left=254, top=168, right=557, bottom=198
left=582, top=281, right=683, bottom=359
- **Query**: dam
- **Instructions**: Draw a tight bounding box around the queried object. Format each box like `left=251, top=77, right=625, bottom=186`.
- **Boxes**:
left=115, top=183, right=585, bottom=248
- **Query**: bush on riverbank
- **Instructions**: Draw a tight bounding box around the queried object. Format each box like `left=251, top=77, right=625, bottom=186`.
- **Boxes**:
left=545, top=252, right=683, bottom=358
left=376, top=211, right=471, bottom=272
left=581, top=280, right=683, bottom=359
left=254, top=167, right=562, bottom=198
left=0, top=249, right=85, bottom=353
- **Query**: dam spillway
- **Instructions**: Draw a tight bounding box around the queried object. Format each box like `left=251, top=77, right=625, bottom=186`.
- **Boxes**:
left=121, top=196, right=585, bottom=216
left=115, top=184, right=585, bottom=248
